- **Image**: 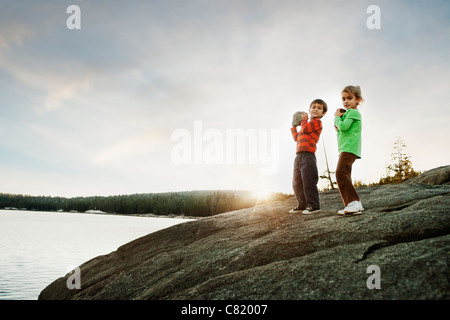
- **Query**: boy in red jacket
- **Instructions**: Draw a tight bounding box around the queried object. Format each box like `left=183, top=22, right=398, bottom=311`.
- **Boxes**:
left=289, top=99, right=327, bottom=214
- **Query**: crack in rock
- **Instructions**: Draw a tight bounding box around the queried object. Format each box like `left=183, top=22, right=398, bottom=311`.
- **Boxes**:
left=354, top=228, right=450, bottom=263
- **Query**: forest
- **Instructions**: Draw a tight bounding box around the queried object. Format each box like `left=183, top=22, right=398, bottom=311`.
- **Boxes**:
left=0, top=190, right=291, bottom=217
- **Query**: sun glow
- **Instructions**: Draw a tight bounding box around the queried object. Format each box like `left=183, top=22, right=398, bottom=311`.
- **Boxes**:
left=252, top=187, right=273, bottom=202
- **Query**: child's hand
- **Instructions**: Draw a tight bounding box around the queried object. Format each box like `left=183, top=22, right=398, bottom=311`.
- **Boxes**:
left=302, top=113, right=309, bottom=121
left=335, top=108, right=346, bottom=117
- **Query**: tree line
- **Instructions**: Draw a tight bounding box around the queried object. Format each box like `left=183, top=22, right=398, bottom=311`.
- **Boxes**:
left=0, top=190, right=291, bottom=217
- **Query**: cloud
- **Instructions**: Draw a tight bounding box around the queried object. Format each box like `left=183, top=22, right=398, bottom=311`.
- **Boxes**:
left=40, top=74, right=96, bottom=112
left=0, top=23, right=33, bottom=51
left=1, top=0, right=449, bottom=197
left=92, top=129, right=169, bottom=165
left=0, top=25, right=98, bottom=112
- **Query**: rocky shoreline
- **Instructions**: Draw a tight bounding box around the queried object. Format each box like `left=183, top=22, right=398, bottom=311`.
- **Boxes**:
left=39, top=166, right=450, bottom=300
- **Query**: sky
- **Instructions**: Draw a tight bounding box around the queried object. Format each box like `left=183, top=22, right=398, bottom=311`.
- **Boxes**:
left=1, top=0, right=449, bottom=198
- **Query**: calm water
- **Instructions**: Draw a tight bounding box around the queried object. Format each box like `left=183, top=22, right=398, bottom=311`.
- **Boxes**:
left=0, top=209, right=190, bottom=300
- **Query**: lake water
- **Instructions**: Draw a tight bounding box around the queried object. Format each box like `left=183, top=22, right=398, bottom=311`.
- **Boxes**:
left=0, top=209, right=190, bottom=300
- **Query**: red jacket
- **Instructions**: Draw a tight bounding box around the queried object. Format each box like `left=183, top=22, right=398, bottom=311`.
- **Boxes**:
left=291, top=118, right=322, bottom=154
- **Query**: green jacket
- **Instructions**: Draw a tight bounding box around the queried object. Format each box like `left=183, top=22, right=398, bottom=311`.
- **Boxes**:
left=334, top=108, right=362, bottom=158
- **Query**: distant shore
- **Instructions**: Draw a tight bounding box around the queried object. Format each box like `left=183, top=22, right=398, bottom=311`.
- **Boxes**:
left=1, top=190, right=289, bottom=218
left=0, top=207, right=197, bottom=220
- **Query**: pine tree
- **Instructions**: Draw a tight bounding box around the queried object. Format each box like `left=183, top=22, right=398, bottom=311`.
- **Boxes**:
left=380, top=137, right=420, bottom=184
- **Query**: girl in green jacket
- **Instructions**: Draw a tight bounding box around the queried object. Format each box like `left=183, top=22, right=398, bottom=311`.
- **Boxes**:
left=334, top=86, right=364, bottom=215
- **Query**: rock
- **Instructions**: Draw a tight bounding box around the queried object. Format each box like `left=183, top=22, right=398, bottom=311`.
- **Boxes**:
left=405, top=165, right=450, bottom=185
left=39, top=166, right=450, bottom=300
left=292, top=111, right=307, bottom=126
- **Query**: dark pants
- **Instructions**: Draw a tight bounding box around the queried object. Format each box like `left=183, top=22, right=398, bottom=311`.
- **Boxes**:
left=292, top=152, right=320, bottom=210
left=336, top=152, right=360, bottom=206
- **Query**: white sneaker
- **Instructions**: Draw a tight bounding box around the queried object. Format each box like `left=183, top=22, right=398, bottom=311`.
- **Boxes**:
left=289, top=206, right=305, bottom=213
left=302, top=207, right=320, bottom=215
left=337, top=201, right=364, bottom=216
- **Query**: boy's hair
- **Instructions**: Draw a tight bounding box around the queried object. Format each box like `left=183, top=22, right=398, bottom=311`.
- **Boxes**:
left=342, top=85, right=364, bottom=103
left=310, top=99, right=328, bottom=114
